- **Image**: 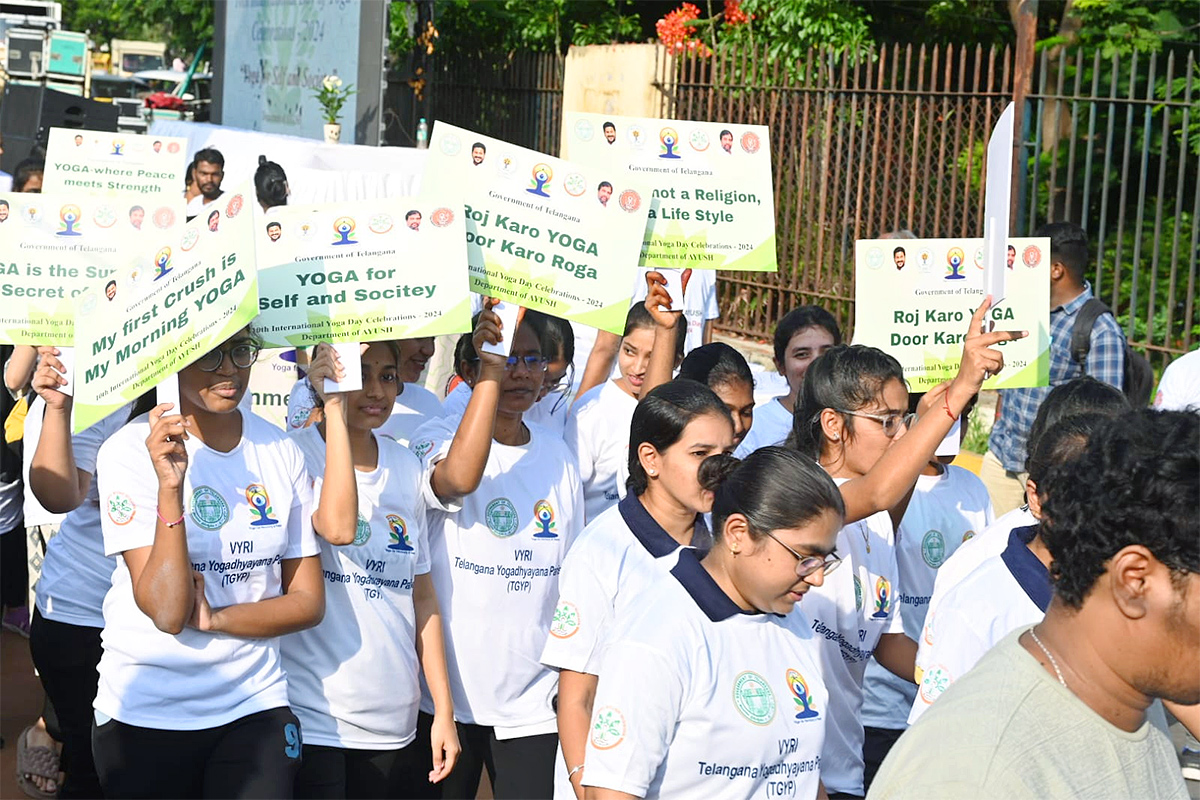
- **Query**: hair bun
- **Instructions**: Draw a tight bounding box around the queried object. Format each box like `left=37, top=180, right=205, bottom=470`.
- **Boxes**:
left=258, top=155, right=268, bottom=166
left=698, top=452, right=740, bottom=492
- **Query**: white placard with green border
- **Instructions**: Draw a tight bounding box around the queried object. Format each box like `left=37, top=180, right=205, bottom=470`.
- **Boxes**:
left=853, top=237, right=1051, bottom=391
left=42, top=128, right=189, bottom=196
left=426, top=122, right=651, bottom=335
left=251, top=198, right=472, bottom=347
left=0, top=191, right=184, bottom=345
left=72, top=184, right=259, bottom=432
left=562, top=111, right=776, bottom=273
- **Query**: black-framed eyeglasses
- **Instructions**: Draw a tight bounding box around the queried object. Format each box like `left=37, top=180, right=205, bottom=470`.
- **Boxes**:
left=836, top=409, right=916, bottom=438
left=196, top=343, right=261, bottom=372
left=468, top=355, right=549, bottom=373
left=764, top=531, right=842, bottom=578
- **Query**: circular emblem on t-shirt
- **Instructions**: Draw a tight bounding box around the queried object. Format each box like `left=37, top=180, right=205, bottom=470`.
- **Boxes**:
left=853, top=574, right=863, bottom=611
left=590, top=706, right=626, bottom=750
left=549, top=601, right=580, bottom=639
left=106, top=491, right=136, bottom=525
left=190, top=485, right=230, bottom=530
left=921, top=529, right=947, bottom=568
left=411, top=439, right=435, bottom=460
left=353, top=514, right=372, bottom=546
left=919, top=664, right=952, bottom=705
left=485, top=497, right=520, bottom=538
left=732, top=670, right=776, bottom=726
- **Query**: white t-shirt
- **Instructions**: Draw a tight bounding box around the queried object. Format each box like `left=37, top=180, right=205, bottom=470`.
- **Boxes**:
left=35, top=403, right=130, bottom=627
left=185, top=191, right=223, bottom=218
left=630, top=267, right=719, bottom=356
left=284, top=426, right=431, bottom=749
left=21, top=396, right=66, bottom=528
left=1154, top=349, right=1200, bottom=411
left=583, top=549, right=826, bottom=800
left=801, top=486, right=903, bottom=796
left=378, top=383, right=444, bottom=447
left=564, top=380, right=638, bottom=523
left=541, top=494, right=709, bottom=798
left=909, top=525, right=1046, bottom=724
left=94, top=411, right=318, bottom=730
left=410, top=415, right=584, bottom=735
left=442, top=381, right=571, bottom=438
left=733, top=397, right=792, bottom=458
left=862, top=466, right=993, bottom=729
left=925, top=504, right=1036, bottom=625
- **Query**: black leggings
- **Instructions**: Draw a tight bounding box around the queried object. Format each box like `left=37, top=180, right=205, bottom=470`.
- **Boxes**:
left=294, top=742, right=429, bottom=799
left=412, top=712, right=557, bottom=800
left=28, top=610, right=103, bottom=799
left=92, top=706, right=303, bottom=799
left=1, top=524, right=27, bottom=608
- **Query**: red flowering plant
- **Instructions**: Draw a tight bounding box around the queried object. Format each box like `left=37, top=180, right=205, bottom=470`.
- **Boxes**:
left=655, top=0, right=752, bottom=57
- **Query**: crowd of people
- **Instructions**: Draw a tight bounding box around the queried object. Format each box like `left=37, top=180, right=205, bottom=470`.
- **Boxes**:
left=0, top=142, right=1197, bottom=800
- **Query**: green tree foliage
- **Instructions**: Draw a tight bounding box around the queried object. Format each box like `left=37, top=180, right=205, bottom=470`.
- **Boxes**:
left=62, top=0, right=213, bottom=59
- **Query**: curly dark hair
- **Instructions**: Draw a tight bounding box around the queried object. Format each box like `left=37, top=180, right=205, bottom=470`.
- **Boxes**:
left=1041, top=409, right=1199, bottom=609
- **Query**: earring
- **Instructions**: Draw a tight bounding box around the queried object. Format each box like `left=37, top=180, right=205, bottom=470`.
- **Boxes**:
left=730, top=546, right=739, bottom=556
left=832, top=433, right=840, bottom=441
left=648, top=469, right=656, bottom=476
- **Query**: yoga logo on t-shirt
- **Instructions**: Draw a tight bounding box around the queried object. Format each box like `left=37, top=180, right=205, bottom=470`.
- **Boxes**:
left=245, top=483, right=280, bottom=527
left=590, top=706, right=626, bottom=750
left=190, top=486, right=230, bottom=530
left=386, top=514, right=414, bottom=552
left=872, top=576, right=893, bottom=619
left=532, top=499, right=558, bottom=539
left=918, top=664, right=952, bottom=705
left=549, top=601, right=580, bottom=639
left=106, top=491, right=136, bottom=526
left=786, top=668, right=820, bottom=721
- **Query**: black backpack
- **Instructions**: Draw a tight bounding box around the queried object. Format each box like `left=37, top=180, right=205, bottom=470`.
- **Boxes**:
left=1069, top=299, right=1154, bottom=408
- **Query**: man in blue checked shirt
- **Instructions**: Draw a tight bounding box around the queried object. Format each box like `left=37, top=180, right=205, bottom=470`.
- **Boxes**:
left=982, top=222, right=1125, bottom=515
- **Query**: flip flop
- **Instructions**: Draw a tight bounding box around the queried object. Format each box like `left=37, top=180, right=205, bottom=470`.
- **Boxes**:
left=15, top=726, right=59, bottom=799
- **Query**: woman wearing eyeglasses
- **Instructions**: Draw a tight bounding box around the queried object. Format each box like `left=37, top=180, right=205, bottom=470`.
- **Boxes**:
left=408, top=300, right=584, bottom=799
left=92, top=329, right=324, bottom=798
left=580, top=446, right=844, bottom=800
left=788, top=298, right=1025, bottom=799
left=544, top=378, right=734, bottom=799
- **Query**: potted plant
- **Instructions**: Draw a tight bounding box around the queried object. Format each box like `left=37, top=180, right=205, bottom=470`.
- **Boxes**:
left=314, top=75, right=355, bottom=143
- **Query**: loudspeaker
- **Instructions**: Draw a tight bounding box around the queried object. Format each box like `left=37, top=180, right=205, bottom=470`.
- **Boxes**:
left=0, top=84, right=119, bottom=173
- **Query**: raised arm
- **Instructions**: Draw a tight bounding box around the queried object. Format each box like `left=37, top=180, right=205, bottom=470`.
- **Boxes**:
left=306, top=344, right=358, bottom=546
left=838, top=297, right=1027, bottom=529
left=639, top=271, right=688, bottom=399
left=430, top=299, right=508, bottom=499
left=29, top=347, right=91, bottom=512
left=4, top=344, right=37, bottom=394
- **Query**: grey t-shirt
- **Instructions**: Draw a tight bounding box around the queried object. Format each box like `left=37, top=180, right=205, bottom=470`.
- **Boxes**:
left=869, top=628, right=1188, bottom=800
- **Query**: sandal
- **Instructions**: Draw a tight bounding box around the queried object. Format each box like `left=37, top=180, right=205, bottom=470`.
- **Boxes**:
left=16, top=725, right=59, bottom=799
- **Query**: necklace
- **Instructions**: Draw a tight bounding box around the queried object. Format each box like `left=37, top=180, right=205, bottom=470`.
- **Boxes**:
left=859, top=521, right=870, bottom=553
left=1028, top=626, right=1067, bottom=688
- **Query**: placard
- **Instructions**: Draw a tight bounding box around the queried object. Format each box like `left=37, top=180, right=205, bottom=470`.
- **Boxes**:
left=72, top=184, right=259, bottom=431
left=251, top=198, right=472, bottom=347
left=42, top=128, right=189, bottom=196
left=0, top=191, right=183, bottom=345
left=853, top=237, right=1051, bottom=391
left=562, top=111, right=775, bottom=272
left=426, top=123, right=651, bottom=334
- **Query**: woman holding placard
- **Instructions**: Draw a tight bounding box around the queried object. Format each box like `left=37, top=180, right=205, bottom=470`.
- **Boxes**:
left=25, top=347, right=140, bottom=799
left=566, top=304, right=685, bottom=523
left=787, top=298, right=1026, bottom=798
left=284, top=341, right=460, bottom=798
left=409, top=301, right=584, bottom=799
left=92, top=329, right=324, bottom=798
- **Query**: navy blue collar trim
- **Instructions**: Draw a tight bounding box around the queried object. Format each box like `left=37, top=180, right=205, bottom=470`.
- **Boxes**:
left=619, top=493, right=708, bottom=559
left=670, top=548, right=752, bottom=622
left=1001, top=525, right=1051, bottom=612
